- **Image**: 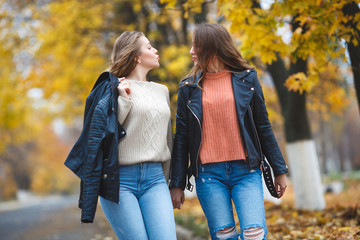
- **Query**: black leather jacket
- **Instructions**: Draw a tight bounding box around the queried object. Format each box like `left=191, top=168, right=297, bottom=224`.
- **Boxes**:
left=169, top=69, right=288, bottom=191
left=65, top=72, right=126, bottom=223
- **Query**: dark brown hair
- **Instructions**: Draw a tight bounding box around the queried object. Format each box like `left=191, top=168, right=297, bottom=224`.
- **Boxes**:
left=187, top=23, right=254, bottom=86
left=108, top=31, right=144, bottom=77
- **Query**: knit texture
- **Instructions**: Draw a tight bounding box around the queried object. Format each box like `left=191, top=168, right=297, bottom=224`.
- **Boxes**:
left=117, top=80, right=172, bottom=166
left=200, top=71, right=247, bottom=164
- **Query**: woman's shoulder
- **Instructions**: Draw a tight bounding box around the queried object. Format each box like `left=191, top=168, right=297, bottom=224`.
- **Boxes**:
left=231, top=68, right=258, bottom=82
left=179, top=77, right=191, bottom=86
left=179, top=75, right=199, bottom=88
left=230, top=67, right=256, bottom=75
left=149, top=81, right=169, bottom=94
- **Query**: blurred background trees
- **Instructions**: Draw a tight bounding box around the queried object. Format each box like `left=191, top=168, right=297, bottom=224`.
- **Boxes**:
left=0, top=0, right=359, bottom=211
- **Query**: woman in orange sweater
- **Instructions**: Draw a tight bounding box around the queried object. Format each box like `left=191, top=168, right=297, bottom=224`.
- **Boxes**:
left=169, top=23, right=288, bottom=240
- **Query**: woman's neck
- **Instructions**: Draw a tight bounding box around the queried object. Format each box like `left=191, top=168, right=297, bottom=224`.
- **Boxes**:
left=126, top=67, right=148, bottom=81
left=206, top=58, right=225, bottom=73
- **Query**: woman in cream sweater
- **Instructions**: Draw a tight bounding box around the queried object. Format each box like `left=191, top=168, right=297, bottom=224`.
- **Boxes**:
left=100, top=31, right=176, bottom=240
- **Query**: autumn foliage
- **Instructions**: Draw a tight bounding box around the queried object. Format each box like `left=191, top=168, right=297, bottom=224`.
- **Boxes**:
left=28, top=128, right=78, bottom=195
left=0, top=0, right=359, bottom=206
left=175, top=180, right=360, bottom=239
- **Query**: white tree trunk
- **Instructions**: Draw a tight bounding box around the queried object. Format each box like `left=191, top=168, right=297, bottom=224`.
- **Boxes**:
left=286, top=139, right=326, bottom=210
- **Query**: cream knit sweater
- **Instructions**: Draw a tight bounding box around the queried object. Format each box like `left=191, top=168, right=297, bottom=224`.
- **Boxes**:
left=117, top=80, right=172, bottom=171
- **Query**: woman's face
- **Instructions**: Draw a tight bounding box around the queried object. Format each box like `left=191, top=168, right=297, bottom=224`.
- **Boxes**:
left=137, top=36, right=159, bottom=69
left=190, top=38, right=198, bottom=66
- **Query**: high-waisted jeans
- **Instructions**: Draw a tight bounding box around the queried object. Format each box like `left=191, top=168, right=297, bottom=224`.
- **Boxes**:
left=195, top=160, right=267, bottom=240
left=100, top=162, right=176, bottom=240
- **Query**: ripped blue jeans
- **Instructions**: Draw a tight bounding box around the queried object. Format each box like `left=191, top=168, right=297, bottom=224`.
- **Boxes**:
left=195, top=160, right=267, bottom=240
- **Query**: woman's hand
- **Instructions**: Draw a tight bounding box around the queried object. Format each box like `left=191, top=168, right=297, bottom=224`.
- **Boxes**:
left=274, top=174, right=287, bottom=198
left=170, top=187, right=185, bottom=209
left=117, top=77, right=131, bottom=100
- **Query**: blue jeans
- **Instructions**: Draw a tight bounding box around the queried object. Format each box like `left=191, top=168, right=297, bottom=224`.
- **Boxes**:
left=100, top=162, right=176, bottom=240
left=195, top=160, right=267, bottom=240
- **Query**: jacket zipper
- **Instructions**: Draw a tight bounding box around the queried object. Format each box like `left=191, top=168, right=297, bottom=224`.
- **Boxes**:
left=187, top=104, right=202, bottom=178
left=248, top=105, right=264, bottom=164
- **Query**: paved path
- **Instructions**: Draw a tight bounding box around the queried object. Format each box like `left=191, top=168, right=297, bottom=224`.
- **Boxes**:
left=0, top=194, right=200, bottom=240
left=0, top=195, right=116, bottom=240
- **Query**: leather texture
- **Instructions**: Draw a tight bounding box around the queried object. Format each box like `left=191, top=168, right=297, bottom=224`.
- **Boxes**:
left=170, top=69, right=288, bottom=191
left=65, top=72, right=126, bottom=223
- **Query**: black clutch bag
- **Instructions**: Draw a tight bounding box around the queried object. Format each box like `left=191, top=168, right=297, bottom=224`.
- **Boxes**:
left=261, top=158, right=279, bottom=198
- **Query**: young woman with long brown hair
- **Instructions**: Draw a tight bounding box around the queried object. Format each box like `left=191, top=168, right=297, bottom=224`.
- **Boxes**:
left=102, top=31, right=176, bottom=239
left=66, top=31, right=177, bottom=240
left=169, top=23, right=288, bottom=240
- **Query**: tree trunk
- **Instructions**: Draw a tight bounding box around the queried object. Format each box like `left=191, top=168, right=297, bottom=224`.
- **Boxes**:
left=285, top=140, right=325, bottom=209
left=267, top=56, right=325, bottom=209
left=343, top=2, right=360, bottom=114
left=181, top=5, right=188, bottom=45
left=194, top=3, right=207, bottom=24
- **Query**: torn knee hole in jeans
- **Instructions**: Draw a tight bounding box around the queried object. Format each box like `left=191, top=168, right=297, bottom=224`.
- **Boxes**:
left=243, top=227, right=264, bottom=240
left=215, top=226, right=238, bottom=239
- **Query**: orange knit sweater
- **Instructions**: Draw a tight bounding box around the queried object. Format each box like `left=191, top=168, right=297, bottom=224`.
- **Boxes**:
left=199, top=71, right=247, bottom=164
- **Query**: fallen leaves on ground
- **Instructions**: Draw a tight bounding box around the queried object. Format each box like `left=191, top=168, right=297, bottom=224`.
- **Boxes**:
left=174, top=179, right=360, bottom=240
left=265, top=203, right=360, bottom=240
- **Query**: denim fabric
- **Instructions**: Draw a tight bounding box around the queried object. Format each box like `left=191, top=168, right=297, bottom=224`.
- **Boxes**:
left=195, top=160, right=267, bottom=240
left=100, top=162, right=176, bottom=240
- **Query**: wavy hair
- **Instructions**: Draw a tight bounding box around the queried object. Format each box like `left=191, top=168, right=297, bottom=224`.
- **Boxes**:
left=187, top=23, right=254, bottom=87
left=108, top=31, right=144, bottom=78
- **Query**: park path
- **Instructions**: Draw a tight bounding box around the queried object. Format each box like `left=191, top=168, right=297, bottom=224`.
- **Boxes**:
left=0, top=194, right=116, bottom=240
left=0, top=193, right=200, bottom=240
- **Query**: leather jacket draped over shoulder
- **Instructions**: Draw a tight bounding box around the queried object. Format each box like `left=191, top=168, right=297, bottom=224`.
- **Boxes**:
left=65, top=72, right=126, bottom=223
left=169, top=69, right=288, bottom=191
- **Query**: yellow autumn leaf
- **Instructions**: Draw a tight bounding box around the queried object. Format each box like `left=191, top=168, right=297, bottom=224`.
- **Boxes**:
left=285, top=72, right=308, bottom=93
left=160, top=0, right=177, bottom=8
left=292, top=211, right=299, bottom=218
left=338, top=226, right=351, bottom=232
left=314, top=234, right=325, bottom=240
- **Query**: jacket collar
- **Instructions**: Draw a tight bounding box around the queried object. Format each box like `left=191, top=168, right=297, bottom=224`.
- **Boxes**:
left=91, top=72, right=119, bottom=113
left=185, top=68, right=255, bottom=121
left=183, top=68, right=253, bottom=86
left=230, top=68, right=253, bottom=82
left=92, top=71, right=110, bottom=91
left=181, top=72, right=203, bottom=88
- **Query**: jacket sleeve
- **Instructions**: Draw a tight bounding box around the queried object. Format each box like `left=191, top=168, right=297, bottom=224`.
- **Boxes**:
left=64, top=93, right=95, bottom=178
left=81, top=102, right=107, bottom=223
left=251, top=71, right=288, bottom=176
left=169, top=84, right=189, bottom=190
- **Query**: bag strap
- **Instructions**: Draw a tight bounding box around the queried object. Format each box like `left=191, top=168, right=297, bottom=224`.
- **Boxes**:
left=261, top=158, right=279, bottom=198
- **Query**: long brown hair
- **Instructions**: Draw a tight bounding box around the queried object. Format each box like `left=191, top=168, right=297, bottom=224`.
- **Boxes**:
left=108, top=31, right=144, bottom=78
left=187, top=23, right=254, bottom=87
